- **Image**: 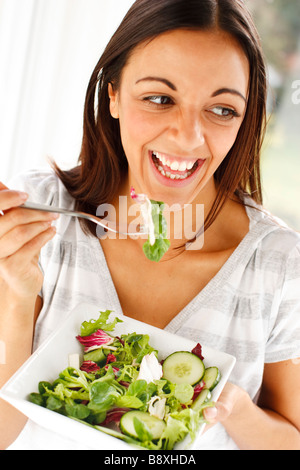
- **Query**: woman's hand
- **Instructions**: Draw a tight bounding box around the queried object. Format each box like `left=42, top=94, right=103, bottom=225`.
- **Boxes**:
left=0, top=182, right=58, bottom=300
left=203, top=382, right=248, bottom=425
left=203, top=373, right=300, bottom=450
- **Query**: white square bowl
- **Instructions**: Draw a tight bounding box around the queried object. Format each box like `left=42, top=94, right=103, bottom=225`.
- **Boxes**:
left=0, top=302, right=236, bottom=450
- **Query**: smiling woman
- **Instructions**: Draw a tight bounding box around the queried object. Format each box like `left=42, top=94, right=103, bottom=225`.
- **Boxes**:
left=107, top=28, right=249, bottom=207
left=1, top=0, right=300, bottom=451
left=52, top=0, right=265, bottom=236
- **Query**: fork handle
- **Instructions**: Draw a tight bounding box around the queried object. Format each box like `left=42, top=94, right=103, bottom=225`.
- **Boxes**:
left=21, top=201, right=119, bottom=233
left=21, top=201, right=73, bottom=216
left=21, top=201, right=147, bottom=236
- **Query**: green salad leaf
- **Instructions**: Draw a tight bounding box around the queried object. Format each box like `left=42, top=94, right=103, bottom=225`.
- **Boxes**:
left=133, top=417, right=153, bottom=442
left=88, top=381, right=120, bottom=413
left=143, top=200, right=170, bottom=263
left=157, top=416, right=189, bottom=450
left=130, top=188, right=170, bottom=262
left=80, top=310, right=123, bottom=336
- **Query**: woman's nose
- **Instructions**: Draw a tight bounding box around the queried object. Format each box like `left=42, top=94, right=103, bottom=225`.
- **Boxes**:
left=167, top=108, right=205, bottom=151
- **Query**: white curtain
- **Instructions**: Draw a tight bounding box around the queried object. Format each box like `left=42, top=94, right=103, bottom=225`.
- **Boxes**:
left=0, top=0, right=134, bottom=182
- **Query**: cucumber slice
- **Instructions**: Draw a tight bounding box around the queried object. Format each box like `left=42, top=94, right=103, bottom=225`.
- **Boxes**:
left=83, top=348, right=106, bottom=365
left=202, top=367, right=221, bottom=391
left=191, top=389, right=212, bottom=411
left=162, top=351, right=205, bottom=385
left=120, top=411, right=166, bottom=440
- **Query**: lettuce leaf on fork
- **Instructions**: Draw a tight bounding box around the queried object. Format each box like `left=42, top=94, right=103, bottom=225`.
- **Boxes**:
left=130, top=188, right=170, bottom=262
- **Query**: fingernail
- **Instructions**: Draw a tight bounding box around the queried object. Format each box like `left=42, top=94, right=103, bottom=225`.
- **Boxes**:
left=49, top=213, right=60, bottom=220
left=204, top=407, right=218, bottom=420
left=17, top=191, right=28, bottom=201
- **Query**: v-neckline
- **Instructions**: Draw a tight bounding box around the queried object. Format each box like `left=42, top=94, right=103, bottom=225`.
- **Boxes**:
left=90, top=203, right=278, bottom=334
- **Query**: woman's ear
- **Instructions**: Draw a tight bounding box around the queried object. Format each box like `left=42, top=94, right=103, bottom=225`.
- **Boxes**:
left=108, top=83, right=119, bottom=119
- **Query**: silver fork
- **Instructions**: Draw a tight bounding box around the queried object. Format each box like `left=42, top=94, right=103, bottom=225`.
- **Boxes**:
left=21, top=201, right=147, bottom=236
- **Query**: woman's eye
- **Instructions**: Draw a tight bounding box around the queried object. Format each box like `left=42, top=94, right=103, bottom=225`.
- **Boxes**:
left=209, top=106, right=240, bottom=120
left=144, top=95, right=173, bottom=106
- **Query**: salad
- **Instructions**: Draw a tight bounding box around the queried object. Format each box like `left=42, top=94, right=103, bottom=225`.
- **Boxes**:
left=29, top=310, right=221, bottom=450
left=130, top=188, right=170, bottom=263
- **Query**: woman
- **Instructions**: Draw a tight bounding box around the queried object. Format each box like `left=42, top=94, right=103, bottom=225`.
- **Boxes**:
left=0, top=0, right=300, bottom=450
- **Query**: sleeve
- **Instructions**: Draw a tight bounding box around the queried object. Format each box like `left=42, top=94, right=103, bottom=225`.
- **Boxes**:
left=265, top=238, right=300, bottom=363
left=7, top=169, right=58, bottom=205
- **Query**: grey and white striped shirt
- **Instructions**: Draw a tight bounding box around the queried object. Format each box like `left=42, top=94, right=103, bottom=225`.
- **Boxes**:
left=7, top=170, right=300, bottom=450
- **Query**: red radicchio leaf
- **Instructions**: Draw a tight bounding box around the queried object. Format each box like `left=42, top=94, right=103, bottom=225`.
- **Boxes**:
left=130, top=187, right=147, bottom=204
left=80, top=360, right=100, bottom=373
left=76, top=329, right=114, bottom=352
left=130, top=187, right=138, bottom=200
left=102, top=408, right=130, bottom=426
left=118, top=381, right=130, bottom=388
left=192, top=343, right=204, bottom=360
left=106, top=353, right=117, bottom=365
left=192, top=381, right=206, bottom=400
left=115, top=336, right=124, bottom=346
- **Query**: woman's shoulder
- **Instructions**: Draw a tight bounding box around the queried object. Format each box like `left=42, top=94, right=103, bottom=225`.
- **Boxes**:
left=260, top=225, right=300, bottom=276
left=7, top=168, right=75, bottom=209
left=247, top=208, right=300, bottom=283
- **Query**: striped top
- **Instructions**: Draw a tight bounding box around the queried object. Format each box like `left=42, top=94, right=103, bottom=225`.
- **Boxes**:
left=7, top=169, right=300, bottom=450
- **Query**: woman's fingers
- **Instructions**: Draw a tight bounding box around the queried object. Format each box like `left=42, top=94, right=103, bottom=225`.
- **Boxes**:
left=0, top=219, right=56, bottom=259
left=0, top=182, right=59, bottom=298
left=0, top=207, right=59, bottom=239
left=3, top=224, right=56, bottom=269
left=203, top=382, right=246, bottom=425
left=0, top=187, right=28, bottom=212
left=0, top=224, right=56, bottom=298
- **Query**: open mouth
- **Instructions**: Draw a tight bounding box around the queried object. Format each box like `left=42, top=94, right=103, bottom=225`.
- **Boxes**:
left=151, top=151, right=200, bottom=181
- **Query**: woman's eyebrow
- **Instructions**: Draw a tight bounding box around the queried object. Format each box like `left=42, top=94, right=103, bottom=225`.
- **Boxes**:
left=135, top=78, right=246, bottom=103
left=211, top=88, right=247, bottom=102
left=135, top=76, right=177, bottom=91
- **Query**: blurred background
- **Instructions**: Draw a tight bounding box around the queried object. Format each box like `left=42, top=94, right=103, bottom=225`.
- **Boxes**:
left=0, top=0, right=299, bottom=229
left=246, top=0, right=300, bottom=230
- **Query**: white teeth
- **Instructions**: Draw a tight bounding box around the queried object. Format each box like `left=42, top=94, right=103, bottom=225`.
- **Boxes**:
left=153, top=152, right=196, bottom=172
left=178, top=161, right=187, bottom=171
left=152, top=151, right=198, bottom=180
left=170, top=161, right=179, bottom=171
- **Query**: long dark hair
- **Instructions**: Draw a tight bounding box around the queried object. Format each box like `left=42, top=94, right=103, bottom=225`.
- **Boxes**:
left=53, top=0, right=267, bottom=237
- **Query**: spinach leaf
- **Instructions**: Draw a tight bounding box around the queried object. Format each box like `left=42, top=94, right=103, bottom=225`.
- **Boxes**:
left=133, top=417, right=153, bottom=442
left=29, top=392, right=45, bottom=407
left=46, top=395, right=64, bottom=411
left=65, top=403, right=91, bottom=420
left=88, top=381, right=120, bottom=413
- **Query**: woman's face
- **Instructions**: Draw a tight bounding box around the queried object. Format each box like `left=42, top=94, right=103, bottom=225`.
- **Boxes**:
left=109, top=29, right=249, bottom=207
